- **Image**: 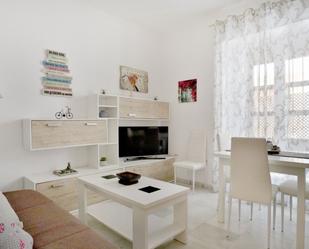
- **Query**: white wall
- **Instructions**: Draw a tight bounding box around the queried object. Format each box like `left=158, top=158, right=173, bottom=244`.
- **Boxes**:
left=159, top=20, right=214, bottom=186
left=161, top=0, right=266, bottom=187
left=0, top=0, right=165, bottom=191
left=0, top=0, right=269, bottom=191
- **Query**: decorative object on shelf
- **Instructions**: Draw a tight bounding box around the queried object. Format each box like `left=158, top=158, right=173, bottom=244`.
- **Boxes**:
left=55, top=106, right=73, bottom=119
left=120, top=65, right=148, bottom=93
left=267, top=140, right=280, bottom=154
left=101, top=89, right=106, bottom=94
left=268, top=145, right=280, bottom=154
left=154, top=96, right=158, bottom=101
left=100, top=156, right=107, bottom=166
left=41, top=49, right=73, bottom=97
left=116, top=171, right=141, bottom=185
left=53, top=162, right=78, bottom=176
left=178, top=79, right=197, bottom=103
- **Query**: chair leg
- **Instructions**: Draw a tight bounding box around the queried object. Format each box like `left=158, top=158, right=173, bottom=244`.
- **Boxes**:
left=273, top=194, right=277, bottom=230
left=250, top=202, right=253, bottom=221
left=192, top=169, right=196, bottom=192
left=217, top=180, right=226, bottom=211
left=238, top=199, right=241, bottom=222
left=227, top=195, right=232, bottom=238
left=174, top=166, right=177, bottom=184
left=289, top=195, right=293, bottom=221
left=267, top=204, right=271, bottom=249
left=281, top=192, right=284, bottom=232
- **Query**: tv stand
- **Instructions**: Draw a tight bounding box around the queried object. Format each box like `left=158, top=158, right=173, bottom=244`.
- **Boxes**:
left=124, top=156, right=166, bottom=162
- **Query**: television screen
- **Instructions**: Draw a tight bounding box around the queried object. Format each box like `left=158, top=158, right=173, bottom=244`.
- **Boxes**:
left=119, top=126, right=168, bottom=157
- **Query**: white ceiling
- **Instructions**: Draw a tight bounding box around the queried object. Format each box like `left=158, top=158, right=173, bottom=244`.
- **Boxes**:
left=89, top=0, right=242, bottom=31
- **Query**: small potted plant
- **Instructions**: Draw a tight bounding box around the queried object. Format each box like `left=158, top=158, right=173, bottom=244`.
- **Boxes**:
left=100, top=156, right=107, bottom=166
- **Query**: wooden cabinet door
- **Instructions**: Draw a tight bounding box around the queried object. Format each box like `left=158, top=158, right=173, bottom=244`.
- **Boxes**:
left=119, top=97, right=169, bottom=119
left=31, top=120, right=107, bottom=149
left=152, top=101, right=169, bottom=119
left=36, top=178, right=106, bottom=211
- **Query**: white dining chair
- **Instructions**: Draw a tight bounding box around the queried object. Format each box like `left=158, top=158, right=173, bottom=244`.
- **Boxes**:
left=227, top=137, right=276, bottom=249
left=173, top=130, right=206, bottom=191
left=216, top=134, right=276, bottom=226
left=279, top=179, right=309, bottom=232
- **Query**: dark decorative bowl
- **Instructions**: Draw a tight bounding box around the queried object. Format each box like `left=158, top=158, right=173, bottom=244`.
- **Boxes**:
left=268, top=145, right=280, bottom=155
left=116, top=171, right=141, bottom=185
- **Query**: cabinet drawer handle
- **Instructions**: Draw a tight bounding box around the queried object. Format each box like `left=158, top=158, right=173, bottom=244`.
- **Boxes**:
left=50, top=184, right=65, bottom=189
left=128, top=113, right=136, bottom=117
left=85, top=122, right=97, bottom=126
left=46, top=123, right=62, bottom=127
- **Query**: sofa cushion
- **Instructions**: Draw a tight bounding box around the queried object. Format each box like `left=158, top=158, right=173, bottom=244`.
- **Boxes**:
left=16, top=202, right=86, bottom=248
left=4, top=190, right=118, bottom=249
left=4, top=190, right=51, bottom=212
left=0, top=221, right=33, bottom=249
left=0, top=191, right=23, bottom=228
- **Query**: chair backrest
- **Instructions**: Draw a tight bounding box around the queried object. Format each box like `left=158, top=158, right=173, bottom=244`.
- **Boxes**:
left=186, top=130, right=207, bottom=163
left=216, top=132, right=230, bottom=151
left=230, top=137, right=272, bottom=204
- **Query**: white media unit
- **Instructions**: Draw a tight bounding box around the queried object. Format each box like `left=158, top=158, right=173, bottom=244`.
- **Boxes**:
left=22, top=94, right=174, bottom=211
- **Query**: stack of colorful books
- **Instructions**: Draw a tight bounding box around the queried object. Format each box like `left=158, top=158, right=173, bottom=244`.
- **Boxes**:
left=41, top=50, right=73, bottom=97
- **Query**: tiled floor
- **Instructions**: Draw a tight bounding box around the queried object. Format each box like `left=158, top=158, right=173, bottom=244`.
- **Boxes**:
left=86, top=187, right=309, bottom=249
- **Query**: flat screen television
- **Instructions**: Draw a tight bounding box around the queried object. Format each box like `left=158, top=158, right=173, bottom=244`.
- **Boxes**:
left=119, top=126, right=168, bottom=158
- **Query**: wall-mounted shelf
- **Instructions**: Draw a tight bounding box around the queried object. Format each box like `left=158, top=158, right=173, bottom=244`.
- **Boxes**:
left=119, top=96, right=169, bottom=120
left=88, top=94, right=120, bottom=167
left=23, top=95, right=170, bottom=165
left=88, top=94, right=119, bottom=119
left=119, top=117, right=170, bottom=121
left=23, top=119, right=108, bottom=151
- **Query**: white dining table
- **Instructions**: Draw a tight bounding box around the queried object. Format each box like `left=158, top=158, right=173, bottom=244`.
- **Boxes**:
left=214, top=151, right=309, bottom=249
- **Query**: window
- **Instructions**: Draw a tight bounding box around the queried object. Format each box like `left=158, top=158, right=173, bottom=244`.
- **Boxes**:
left=252, top=63, right=275, bottom=138
left=252, top=57, right=309, bottom=140
left=286, top=56, right=309, bottom=139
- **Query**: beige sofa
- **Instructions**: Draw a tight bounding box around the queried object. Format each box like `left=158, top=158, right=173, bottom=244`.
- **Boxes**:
left=4, top=190, right=118, bottom=249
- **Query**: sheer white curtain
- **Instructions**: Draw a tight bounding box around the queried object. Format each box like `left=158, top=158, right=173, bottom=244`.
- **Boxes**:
left=213, top=0, right=309, bottom=187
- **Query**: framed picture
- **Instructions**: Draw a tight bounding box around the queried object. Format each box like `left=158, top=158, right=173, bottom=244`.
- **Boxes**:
left=120, top=66, right=148, bottom=93
left=178, top=79, right=197, bottom=103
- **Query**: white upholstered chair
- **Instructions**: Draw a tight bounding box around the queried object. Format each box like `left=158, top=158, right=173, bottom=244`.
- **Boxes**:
left=279, top=179, right=309, bottom=232
left=173, top=130, right=206, bottom=191
left=227, top=137, right=276, bottom=249
left=216, top=133, right=270, bottom=223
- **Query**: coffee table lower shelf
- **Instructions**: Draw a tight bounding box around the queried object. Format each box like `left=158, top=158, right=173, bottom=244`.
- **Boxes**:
left=87, top=200, right=186, bottom=249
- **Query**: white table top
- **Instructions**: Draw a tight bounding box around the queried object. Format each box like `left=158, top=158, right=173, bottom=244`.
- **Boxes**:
left=214, top=151, right=309, bottom=168
left=78, top=172, right=190, bottom=209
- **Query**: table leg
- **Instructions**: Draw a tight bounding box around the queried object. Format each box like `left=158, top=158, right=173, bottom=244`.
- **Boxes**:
left=78, top=182, right=88, bottom=225
left=296, top=169, right=306, bottom=249
left=218, top=158, right=226, bottom=223
left=133, top=208, right=148, bottom=249
left=174, top=197, right=188, bottom=244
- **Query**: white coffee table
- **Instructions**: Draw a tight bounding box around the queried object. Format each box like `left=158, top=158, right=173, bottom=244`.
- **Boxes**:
left=77, top=172, right=190, bottom=249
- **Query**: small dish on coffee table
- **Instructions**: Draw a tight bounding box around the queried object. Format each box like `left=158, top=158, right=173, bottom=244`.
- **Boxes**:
left=116, top=171, right=141, bottom=185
